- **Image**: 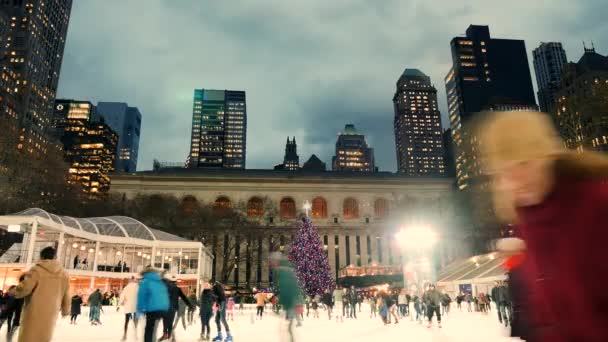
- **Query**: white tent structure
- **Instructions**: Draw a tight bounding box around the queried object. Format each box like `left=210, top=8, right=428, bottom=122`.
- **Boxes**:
left=0, top=208, right=212, bottom=294
left=436, top=252, right=508, bottom=296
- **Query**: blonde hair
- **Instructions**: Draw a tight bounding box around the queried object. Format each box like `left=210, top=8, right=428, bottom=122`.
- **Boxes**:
left=478, top=111, right=608, bottom=222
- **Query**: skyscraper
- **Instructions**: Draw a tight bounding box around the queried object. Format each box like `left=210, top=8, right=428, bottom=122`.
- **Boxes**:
left=554, top=46, right=608, bottom=152
left=533, top=42, right=568, bottom=113
left=0, top=1, right=73, bottom=154
left=96, top=102, right=142, bottom=173
left=332, top=124, right=375, bottom=172
left=53, top=99, right=118, bottom=193
left=188, top=89, right=247, bottom=169
left=445, top=25, right=536, bottom=189
left=393, top=68, right=445, bottom=176
left=274, top=137, right=299, bottom=171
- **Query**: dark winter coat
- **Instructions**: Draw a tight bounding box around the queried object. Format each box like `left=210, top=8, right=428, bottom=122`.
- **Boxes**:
left=199, top=289, right=215, bottom=315
left=212, top=282, right=226, bottom=303
left=321, top=293, right=333, bottom=307
left=0, top=294, right=23, bottom=323
left=88, top=290, right=103, bottom=307
left=70, top=295, right=83, bottom=315
left=163, top=279, right=191, bottom=311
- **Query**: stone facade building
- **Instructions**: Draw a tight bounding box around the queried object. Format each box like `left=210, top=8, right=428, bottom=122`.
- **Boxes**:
left=110, top=169, right=466, bottom=287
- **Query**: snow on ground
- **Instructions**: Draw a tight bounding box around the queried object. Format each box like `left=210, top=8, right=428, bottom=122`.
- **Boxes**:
left=6, top=306, right=522, bottom=342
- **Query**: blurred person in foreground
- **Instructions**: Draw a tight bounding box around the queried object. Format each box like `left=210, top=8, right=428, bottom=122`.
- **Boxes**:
left=15, top=246, right=70, bottom=342
left=479, top=110, right=608, bottom=342
left=270, top=252, right=302, bottom=342
left=137, top=266, right=169, bottom=342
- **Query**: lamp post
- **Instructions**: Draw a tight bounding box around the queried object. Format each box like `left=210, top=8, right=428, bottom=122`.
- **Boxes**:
left=396, top=225, right=438, bottom=293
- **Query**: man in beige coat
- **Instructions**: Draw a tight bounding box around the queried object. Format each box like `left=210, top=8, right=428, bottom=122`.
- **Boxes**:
left=15, top=246, right=70, bottom=342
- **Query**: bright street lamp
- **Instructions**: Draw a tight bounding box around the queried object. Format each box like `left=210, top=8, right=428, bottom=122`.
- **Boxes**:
left=396, top=225, right=438, bottom=250
left=396, top=225, right=438, bottom=294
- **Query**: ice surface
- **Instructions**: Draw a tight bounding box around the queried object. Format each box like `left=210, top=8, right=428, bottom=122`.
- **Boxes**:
left=3, top=305, right=522, bottom=342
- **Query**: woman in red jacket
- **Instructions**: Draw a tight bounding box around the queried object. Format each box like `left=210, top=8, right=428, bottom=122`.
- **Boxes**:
left=479, top=110, right=608, bottom=342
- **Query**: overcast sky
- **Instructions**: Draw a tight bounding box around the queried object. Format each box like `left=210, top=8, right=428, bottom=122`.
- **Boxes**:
left=56, top=0, right=607, bottom=172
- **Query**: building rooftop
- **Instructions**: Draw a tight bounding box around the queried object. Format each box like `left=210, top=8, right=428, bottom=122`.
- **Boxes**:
left=9, top=208, right=187, bottom=242
left=402, top=68, right=427, bottom=78
left=114, top=167, right=452, bottom=184
left=576, top=49, right=608, bottom=72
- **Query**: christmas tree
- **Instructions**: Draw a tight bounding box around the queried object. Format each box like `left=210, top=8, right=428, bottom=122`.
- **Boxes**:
left=288, top=217, right=335, bottom=296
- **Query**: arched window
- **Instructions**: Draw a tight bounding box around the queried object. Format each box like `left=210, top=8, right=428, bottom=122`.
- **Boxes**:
left=213, top=196, right=232, bottom=216
left=280, top=197, right=296, bottom=219
left=180, top=195, right=199, bottom=215
left=247, top=197, right=264, bottom=218
left=343, top=197, right=359, bottom=219
left=312, top=197, right=327, bottom=219
left=374, top=198, right=389, bottom=219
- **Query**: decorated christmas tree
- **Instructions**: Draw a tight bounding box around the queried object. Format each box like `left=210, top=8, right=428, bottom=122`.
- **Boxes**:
left=288, top=217, right=334, bottom=296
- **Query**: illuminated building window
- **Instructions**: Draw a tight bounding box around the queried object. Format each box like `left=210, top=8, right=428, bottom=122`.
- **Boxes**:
left=312, top=197, right=328, bottom=219
left=343, top=198, right=359, bottom=219
left=280, top=197, right=296, bottom=219
left=247, top=197, right=264, bottom=217
left=213, top=196, right=232, bottom=216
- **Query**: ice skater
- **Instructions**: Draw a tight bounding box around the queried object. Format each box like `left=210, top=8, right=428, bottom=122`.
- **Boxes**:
left=70, top=293, right=83, bottom=324
left=118, top=276, right=139, bottom=341
left=199, top=282, right=215, bottom=341
left=211, top=280, right=232, bottom=342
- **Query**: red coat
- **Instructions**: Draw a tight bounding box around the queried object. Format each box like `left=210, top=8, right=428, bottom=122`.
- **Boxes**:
left=517, top=180, right=608, bottom=341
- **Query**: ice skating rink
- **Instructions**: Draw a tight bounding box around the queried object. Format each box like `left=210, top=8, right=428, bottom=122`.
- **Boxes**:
left=7, top=306, right=522, bottom=342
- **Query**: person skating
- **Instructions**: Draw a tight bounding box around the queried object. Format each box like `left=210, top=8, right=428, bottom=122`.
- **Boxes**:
left=118, top=276, right=139, bottom=341
left=311, top=295, right=320, bottom=319
left=0, top=285, right=24, bottom=341
left=270, top=252, right=302, bottom=342
left=199, top=282, right=215, bottom=341
left=321, top=289, right=333, bottom=320
left=398, top=290, right=407, bottom=318
left=441, top=293, right=451, bottom=316
left=70, top=293, right=83, bottom=324
left=332, top=286, right=344, bottom=322
left=377, top=293, right=388, bottom=325
left=423, top=284, right=442, bottom=328
left=368, top=296, right=377, bottom=318
left=226, top=297, right=235, bottom=321
left=383, top=292, right=398, bottom=324
left=412, top=293, right=423, bottom=323
left=160, top=273, right=193, bottom=342
left=211, top=280, right=232, bottom=342
left=137, top=267, right=169, bottom=342
left=14, top=246, right=70, bottom=342
left=88, top=289, right=103, bottom=325
left=348, top=286, right=357, bottom=319
left=254, top=291, right=266, bottom=320
left=173, top=297, right=188, bottom=332
left=456, top=292, right=464, bottom=311
left=187, top=291, right=198, bottom=325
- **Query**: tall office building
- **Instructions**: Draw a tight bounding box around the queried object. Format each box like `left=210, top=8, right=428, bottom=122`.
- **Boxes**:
left=332, top=124, right=375, bottom=172
left=393, top=68, right=445, bottom=176
left=533, top=42, right=568, bottom=113
left=445, top=25, right=536, bottom=189
left=188, top=89, right=247, bottom=169
left=274, top=137, right=299, bottom=171
left=53, top=99, right=118, bottom=193
left=96, top=102, right=142, bottom=172
left=555, top=46, right=608, bottom=152
left=0, top=1, right=73, bottom=154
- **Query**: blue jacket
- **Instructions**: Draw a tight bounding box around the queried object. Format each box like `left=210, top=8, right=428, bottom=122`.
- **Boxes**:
left=137, top=271, right=169, bottom=313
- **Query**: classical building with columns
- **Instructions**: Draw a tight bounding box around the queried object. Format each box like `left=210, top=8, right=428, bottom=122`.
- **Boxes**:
left=110, top=168, right=469, bottom=288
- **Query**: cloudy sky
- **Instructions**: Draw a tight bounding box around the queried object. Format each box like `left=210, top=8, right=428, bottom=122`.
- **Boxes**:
left=56, top=0, right=606, bottom=172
